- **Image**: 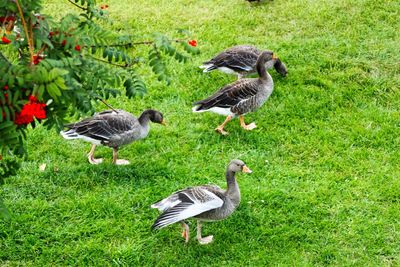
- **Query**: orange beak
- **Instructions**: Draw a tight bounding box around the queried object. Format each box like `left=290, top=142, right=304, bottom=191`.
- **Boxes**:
left=160, top=119, right=167, bottom=126
left=242, top=165, right=252, bottom=173
left=272, top=53, right=278, bottom=60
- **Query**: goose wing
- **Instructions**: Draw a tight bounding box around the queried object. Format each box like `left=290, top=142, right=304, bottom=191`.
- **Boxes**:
left=193, top=79, right=260, bottom=111
left=62, top=110, right=138, bottom=143
left=203, top=45, right=260, bottom=72
left=151, top=186, right=224, bottom=230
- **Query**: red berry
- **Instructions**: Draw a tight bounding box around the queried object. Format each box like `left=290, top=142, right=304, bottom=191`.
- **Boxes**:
left=1, top=36, right=11, bottom=44
left=74, top=45, right=81, bottom=51
left=188, top=40, right=197, bottom=47
left=0, top=16, right=15, bottom=23
left=3, top=85, right=8, bottom=91
left=29, top=95, right=38, bottom=102
left=61, top=40, right=67, bottom=46
left=33, top=55, right=43, bottom=65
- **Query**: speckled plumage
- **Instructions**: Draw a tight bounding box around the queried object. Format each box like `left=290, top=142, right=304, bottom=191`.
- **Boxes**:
left=200, top=45, right=287, bottom=78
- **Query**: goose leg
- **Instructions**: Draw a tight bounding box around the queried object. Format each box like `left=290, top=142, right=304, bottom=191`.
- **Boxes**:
left=197, top=221, right=213, bottom=245
left=181, top=222, right=190, bottom=243
left=215, top=115, right=232, bottom=135
left=239, top=115, right=257, bottom=130
left=112, top=147, right=130, bottom=165
left=88, top=144, right=103, bottom=164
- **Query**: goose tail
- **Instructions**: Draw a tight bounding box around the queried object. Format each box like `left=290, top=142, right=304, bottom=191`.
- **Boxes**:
left=199, top=63, right=217, bottom=73
left=60, top=129, right=79, bottom=140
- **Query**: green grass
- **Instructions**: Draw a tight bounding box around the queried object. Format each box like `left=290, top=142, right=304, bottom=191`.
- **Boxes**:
left=1, top=0, right=400, bottom=265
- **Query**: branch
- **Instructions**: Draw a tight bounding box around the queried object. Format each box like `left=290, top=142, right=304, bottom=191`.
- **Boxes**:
left=91, top=38, right=185, bottom=48
left=97, top=98, right=118, bottom=113
left=15, top=0, right=34, bottom=65
left=67, top=0, right=87, bottom=10
left=87, top=55, right=133, bottom=68
left=36, top=44, right=48, bottom=55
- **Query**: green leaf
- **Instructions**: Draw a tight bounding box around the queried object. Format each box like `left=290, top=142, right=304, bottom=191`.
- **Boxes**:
left=54, top=77, right=67, bottom=90
left=2, top=106, right=10, bottom=121
left=46, top=82, right=61, bottom=101
left=0, top=121, right=15, bottom=131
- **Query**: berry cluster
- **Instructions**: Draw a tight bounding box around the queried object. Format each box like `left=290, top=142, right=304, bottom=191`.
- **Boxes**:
left=14, top=95, right=47, bottom=125
left=1, top=85, right=47, bottom=125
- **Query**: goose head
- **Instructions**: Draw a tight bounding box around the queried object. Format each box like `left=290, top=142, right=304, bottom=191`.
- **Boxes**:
left=261, top=50, right=277, bottom=70
left=257, top=50, right=276, bottom=65
left=142, top=109, right=166, bottom=125
left=228, top=159, right=252, bottom=173
left=274, top=58, right=288, bottom=77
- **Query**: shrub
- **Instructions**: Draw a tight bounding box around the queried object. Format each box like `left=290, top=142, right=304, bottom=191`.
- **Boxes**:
left=0, top=0, right=199, bottom=217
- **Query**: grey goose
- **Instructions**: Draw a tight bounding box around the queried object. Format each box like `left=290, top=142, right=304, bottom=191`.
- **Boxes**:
left=200, top=45, right=287, bottom=79
left=151, top=159, right=252, bottom=245
left=61, top=109, right=165, bottom=165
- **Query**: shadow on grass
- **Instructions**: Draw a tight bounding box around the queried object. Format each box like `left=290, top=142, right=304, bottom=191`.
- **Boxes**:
left=38, top=160, right=173, bottom=188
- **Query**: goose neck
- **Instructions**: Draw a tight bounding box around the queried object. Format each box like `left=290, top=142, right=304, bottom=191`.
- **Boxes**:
left=256, top=58, right=271, bottom=81
left=226, top=170, right=239, bottom=195
left=138, top=111, right=150, bottom=126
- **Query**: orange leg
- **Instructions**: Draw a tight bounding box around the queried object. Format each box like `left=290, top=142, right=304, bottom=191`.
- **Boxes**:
left=215, top=115, right=232, bottom=135
left=239, top=115, right=257, bottom=131
left=181, top=222, right=190, bottom=243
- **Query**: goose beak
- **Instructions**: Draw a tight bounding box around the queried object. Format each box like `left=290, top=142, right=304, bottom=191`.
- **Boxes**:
left=160, top=120, right=167, bottom=126
left=272, top=53, right=278, bottom=60
left=242, top=165, right=252, bottom=173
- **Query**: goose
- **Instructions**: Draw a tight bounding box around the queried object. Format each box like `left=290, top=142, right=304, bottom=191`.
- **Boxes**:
left=60, top=109, right=165, bottom=165
left=151, top=159, right=252, bottom=245
left=193, top=51, right=275, bottom=135
left=200, top=45, right=287, bottom=79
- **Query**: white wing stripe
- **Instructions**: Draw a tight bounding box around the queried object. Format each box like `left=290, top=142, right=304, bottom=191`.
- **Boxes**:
left=153, top=188, right=224, bottom=229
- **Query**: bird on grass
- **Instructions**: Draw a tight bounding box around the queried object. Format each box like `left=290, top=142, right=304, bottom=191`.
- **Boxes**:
left=200, top=45, right=287, bottom=79
left=61, top=109, right=165, bottom=165
left=151, top=159, right=252, bottom=245
left=193, top=51, right=276, bottom=135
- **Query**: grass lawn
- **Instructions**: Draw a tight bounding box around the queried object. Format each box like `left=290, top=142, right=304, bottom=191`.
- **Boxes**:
left=1, top=0, right=400, bottom=265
